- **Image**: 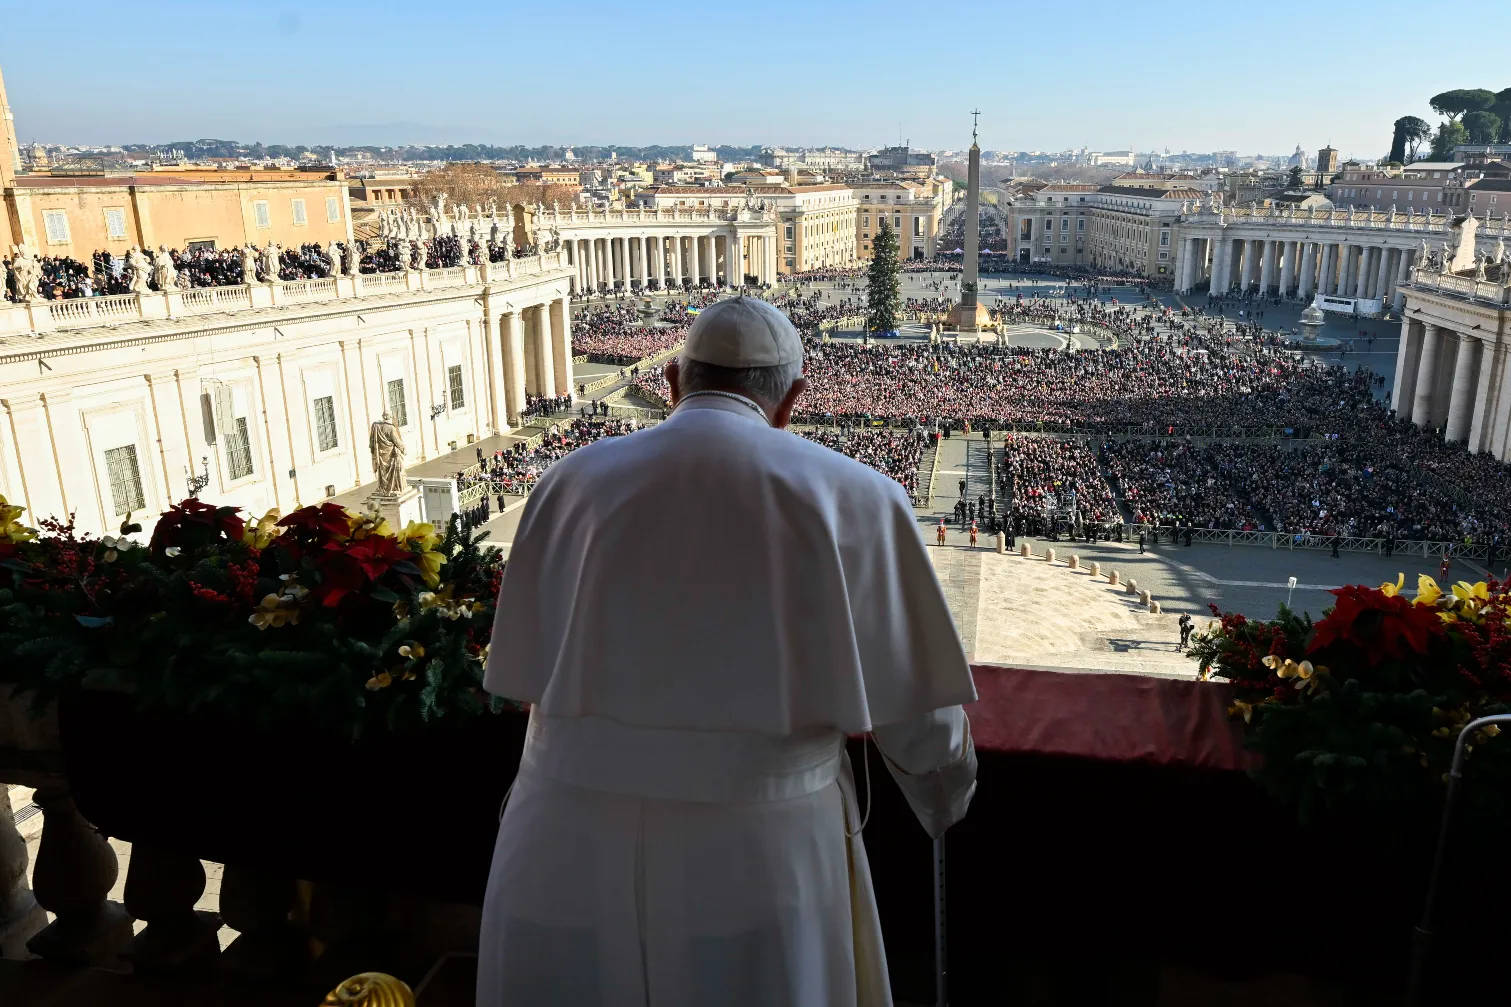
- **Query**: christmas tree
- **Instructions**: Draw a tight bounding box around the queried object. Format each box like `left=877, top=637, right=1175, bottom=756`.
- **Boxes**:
left=866, top=220, right=901, bottom=335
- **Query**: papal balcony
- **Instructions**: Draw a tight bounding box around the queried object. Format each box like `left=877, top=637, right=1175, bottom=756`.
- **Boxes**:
left=3, top=658, right=1504, bottom=1006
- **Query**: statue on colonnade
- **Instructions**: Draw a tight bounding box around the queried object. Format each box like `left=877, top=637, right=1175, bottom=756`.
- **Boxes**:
left=241, top=244, right=258, bottom=284
left=326, top=241, right=343, bottom=277
left=125, top=246, right=153, bottom=295
left=9, top=243, right=40, bottom=301
left=262, top=242, right=282, bottom=283
left=346, top=241, right=362, bottom=277
left=150, top=246, right=178, bottom=291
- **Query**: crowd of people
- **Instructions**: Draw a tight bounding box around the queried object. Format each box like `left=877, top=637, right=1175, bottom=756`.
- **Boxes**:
left=572, top=304, right=689, bottom=364
left=801, top=429, right=927, bottom=501
left=998, top=436, right=1121, bottom=532
left=460, top=418, right=641, bottom=504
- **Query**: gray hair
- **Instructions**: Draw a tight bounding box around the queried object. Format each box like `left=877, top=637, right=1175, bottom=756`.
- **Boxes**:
left=677, top=353, right=802, bottom=409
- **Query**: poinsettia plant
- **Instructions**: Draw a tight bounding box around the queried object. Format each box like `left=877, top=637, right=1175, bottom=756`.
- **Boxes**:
left=1191, top=575, right=1511, bottom=827
left=0, top=494, right=511, bottom=739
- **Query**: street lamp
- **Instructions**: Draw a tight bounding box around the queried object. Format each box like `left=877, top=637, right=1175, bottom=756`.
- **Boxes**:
left=1286, top=575, right=1297, bottom=610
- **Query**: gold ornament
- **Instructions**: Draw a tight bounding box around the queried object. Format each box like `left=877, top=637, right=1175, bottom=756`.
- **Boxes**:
left=322, top=972, right=416, bottom=1007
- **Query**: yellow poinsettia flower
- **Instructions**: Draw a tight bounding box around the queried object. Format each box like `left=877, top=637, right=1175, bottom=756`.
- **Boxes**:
left=1454, top=581, right=1490, bottom=603
left=1228, top=699, right=1254, bottom=724
left=1414, top=575, right=1443, bottom=607
left=1379, top=573, right=1405, bottom=598
left=398, top=642, right=426, bottom=660
left=345, top=510, right=394, bottom=541
left=0, top=495, right=38, bottom=545
left=414, top=549, right=447, bottom=588
left=364, top=671, right=393, bottom=691
left=248, top=592, right=300, bottom=630
left=399, top=520, right=442, bottom=553
left=241, top=509, right=283, bottom=549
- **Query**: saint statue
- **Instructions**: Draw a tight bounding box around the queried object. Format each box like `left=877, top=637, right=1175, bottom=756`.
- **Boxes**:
left=368, top=411, right=406, bottom=496
left=1474, top=253, right=1487, bottom=281
left=9, top=244, right=40, bottom=301
left=151, top=246, right=178, bottom=292
left=346, top=241, right=362, bottom=277
left=326, top=241, right=343, bottom=277
left=241, top=244, right=259, bottom=284
left=126, top=246, right=153, bottom=295
left=1495, top=237, right=1506, bottom=265
left=262, top=242, right=282, bottom=284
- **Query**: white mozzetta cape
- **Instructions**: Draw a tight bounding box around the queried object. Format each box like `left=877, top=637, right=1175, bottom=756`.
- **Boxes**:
left=484, top=396, right=977, bottom=730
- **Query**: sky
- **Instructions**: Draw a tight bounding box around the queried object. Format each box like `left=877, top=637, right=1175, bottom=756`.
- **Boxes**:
left=3, top=0, right=1508, bottom=159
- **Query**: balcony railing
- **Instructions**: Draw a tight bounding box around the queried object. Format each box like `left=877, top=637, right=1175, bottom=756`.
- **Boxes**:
left=1181, top=203, right=1511, bottom=238
left=1406, top=267, right=1511, bottom=305
left=0, top=251, right=571, bottom=340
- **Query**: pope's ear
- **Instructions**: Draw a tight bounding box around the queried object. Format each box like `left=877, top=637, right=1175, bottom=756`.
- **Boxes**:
left=772, top=377, right=806, bottom=430
left=664, top=360, right=681, bottom=405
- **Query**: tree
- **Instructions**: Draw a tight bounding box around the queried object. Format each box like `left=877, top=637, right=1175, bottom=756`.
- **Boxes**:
left=411, top=163, right=573, bottom=213
left=1390, top=115, right=1433, bottom=163
left=1288, top=165, right=1304, bottom=188
left=1429, top=88, right=1496, bottom=122
left=1464, top=110, right=1503, bottom=145
left=1494, top=88, right=1511, bottom=142
left=1430, top=121, right=1470, bottom=160
left=865, top=221, right=901, bottom=335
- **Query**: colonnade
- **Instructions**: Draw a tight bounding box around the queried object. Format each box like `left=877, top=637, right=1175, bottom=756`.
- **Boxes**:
left=1176, top=234, right=1416, bottom=310
left=484, top=295, right=572, bottom=429
left=562, top=230, right=778, bottom=294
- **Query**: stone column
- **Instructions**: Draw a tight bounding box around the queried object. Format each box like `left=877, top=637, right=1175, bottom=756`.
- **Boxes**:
left=1444, top=335, right=1482, bottom=442
left=501, top=310, right=526, bottom=426
left=582, top=239, right=596, bottom=292
left=1173, top=238, right=1190, bottom=292
left=671, top=236, right=683, bottom=287
left=1207, top=238, right=1225, bottom=295
left=616, top=236, right=628, bottom=291
left=642, top=235, right=654, bottom=287
left=1258, top=240, right=1276, bottom=294
left=1412, top=324, right=1442, bottom=427
left=689, top=235, right=700, bottom=286
left=705, top=235, right=717, bottom=284
left=564, top=241, right=577, bottom=294
left=531, top=305, right=555, bottom=397
left=550, top=298, right=572, bottom=397
left=1276, top=240, right=1293, bottom=297
left=1392, top=318, right=1423, bottom=415
left=1354, top=246, right=1371, bottom=299
left=1468, top=343, right=1500, bottom=452
left=1393, top=248, right=1412, bottom=311
left=1373, top=246, right=1391, bottom=301
left=1296, top=242, right=1314, bottom=299
left=1318, top=243, right=1336, bottom=295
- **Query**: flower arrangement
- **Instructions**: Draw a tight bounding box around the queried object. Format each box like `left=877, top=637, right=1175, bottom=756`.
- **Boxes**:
left=0, top=495, right=509, bottom=739
left=1191, top=575, right=1511, bottom=826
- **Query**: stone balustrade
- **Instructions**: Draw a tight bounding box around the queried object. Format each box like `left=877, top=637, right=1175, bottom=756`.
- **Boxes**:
left=553, top=204, right=775, bottom=226
left=1406, top=267, right=1511, bottom=305
left=1181, top=204, right=1511, bottom=237
left=0, top=252, right=570, bottom=340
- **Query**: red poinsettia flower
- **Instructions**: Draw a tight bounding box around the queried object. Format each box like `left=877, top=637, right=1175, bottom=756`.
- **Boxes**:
left=310, top=534, right=411, bottom=607
left=1309, top=584, right=1443, bottom=664
left=277, top=503, right=353, bottom=543
left=149, top=498, right=245, bottom=553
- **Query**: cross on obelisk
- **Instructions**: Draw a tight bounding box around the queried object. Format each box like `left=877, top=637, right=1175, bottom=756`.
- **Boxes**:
left=947, top=110, right=988, bottom=334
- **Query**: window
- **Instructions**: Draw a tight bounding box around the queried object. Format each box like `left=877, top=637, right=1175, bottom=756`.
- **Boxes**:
left=914, top=217, right=923, bottom=237
left=785, top=224, right=794, bottom=240
left=226, top=417, right=255, bottom=481
left=104, top=208, right=127, bottom=239
left=326, top=196, right=340, bottom=223
left=292, top=199, right=307, bottom=225
left=1160, top=231, right=1170, bottom=246
left=103, top=444, right=145, bottom=516
left=1158, top=251, right=1169, bottom=260
left=253, top=200, right=271, bottom=229
left=448, top=364, right=465, bottom=410
left=386, top=378, right=408, bottom=427
left=42, top=210, right=70, bottom=244
left=1060, top=218, right=1069, bottom=231
left=313, top=396, right=338, bottom=453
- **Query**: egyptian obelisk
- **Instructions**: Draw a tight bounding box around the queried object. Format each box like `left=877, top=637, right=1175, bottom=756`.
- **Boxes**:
left=947, top=110, right=990, bottom=333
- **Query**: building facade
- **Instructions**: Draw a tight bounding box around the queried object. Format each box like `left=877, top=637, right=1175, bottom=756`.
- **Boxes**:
left=1171, top=204, right=1511, bottom=314
left=0, top=254, right=574, bottom=539
left=4, top=171, right=354, bottom=260
left=1393, top=249, right=1511, bottom=458
left=853, top=179, right=949, bottom=260
left=554, top=202, right=778, bottom=290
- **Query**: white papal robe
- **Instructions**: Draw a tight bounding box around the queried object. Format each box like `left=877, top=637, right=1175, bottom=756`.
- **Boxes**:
left=480, top=394, right=978, bottom=1006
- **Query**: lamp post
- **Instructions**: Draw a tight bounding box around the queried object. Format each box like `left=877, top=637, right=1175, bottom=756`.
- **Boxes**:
left=1286, top=575, right=1297, bottom=610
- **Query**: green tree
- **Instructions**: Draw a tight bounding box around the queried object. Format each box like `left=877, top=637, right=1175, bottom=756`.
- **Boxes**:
left=1494, top=88, right=1511, bottom=142
left=1390, top=115, right=1432, bottom=163
left=1464, top=110, right=1503, bottom=144
left=1288, top=165, right=1304, bottom=188
left=1429, top=88, right=1496, bottom=122
left=865, top=220, right=901, bottom=335
left=1430, top=121, right=1470, bottom=159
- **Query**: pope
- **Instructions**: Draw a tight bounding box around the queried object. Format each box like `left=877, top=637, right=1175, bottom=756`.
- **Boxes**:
left=479, top=295, right=978, bottom=1006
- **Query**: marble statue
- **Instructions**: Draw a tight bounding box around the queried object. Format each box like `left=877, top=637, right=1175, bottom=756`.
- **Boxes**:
left=151, top=246, right=178, bottom=291
left=368, top=412, right=406, bottom=496
left=1475, top=254, right=1488, bottom=281
left=125, top=246, right=153, bottom=295
left=1438, top=241, right=1451, bottom=273
left=408, top=237, right=424, bottom=269
left=501, top=226, right=514, bottom=259
left=1388, top=206, right=1397, bottom=225
left=486, top=198, right=498, bottom=218
left=262, top=243, right=282, bottom=283
left=551, top=200, right=560, bottom=217
left=1495, top=237, right=1506, bottom=265
left=241, top=244, right=258, bottom=284
left=346, top=241, right=362, bottom=277
left=549, top=224, right=560, bottom=251
left=326, top=241, right=342, bottom=277
left=9, top=244, right=40, bottom=301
